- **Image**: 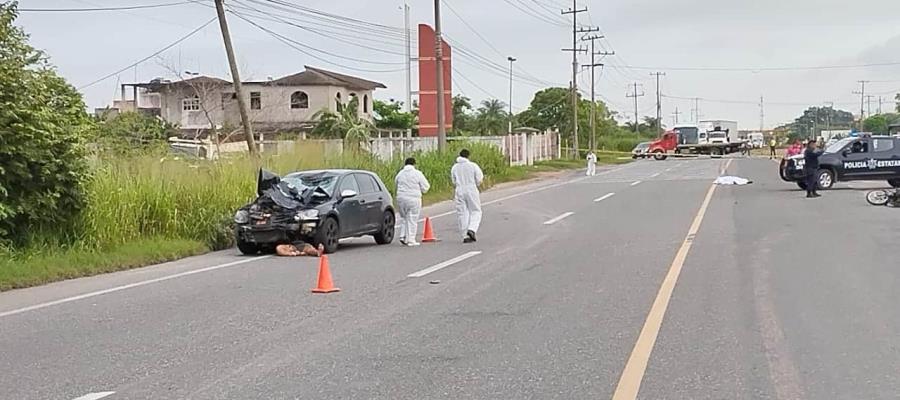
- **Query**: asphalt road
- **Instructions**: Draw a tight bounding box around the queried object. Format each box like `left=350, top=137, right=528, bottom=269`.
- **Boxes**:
left=2, top=157, right=899, bottom=399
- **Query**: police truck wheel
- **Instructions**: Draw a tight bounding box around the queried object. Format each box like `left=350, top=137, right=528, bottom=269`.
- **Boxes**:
left=888, top=179, right=900, bottom=188
left=816, top=169, right=834, bottom=190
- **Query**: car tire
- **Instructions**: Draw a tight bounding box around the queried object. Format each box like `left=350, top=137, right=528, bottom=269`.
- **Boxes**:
left=888, top=179, right=900, bottom=188
left=373, top=210, right=395, bottom=245
left=652, top=150, right=667, bottom=161
left=237, top=238, right=260, bottom=255
left=797, top=181, right=808, bottom=190
left=866, top=189, right=890, bottom=206
left=817, top=169, right=834, bottom=190
left=314, top=217, right=340, bottom=254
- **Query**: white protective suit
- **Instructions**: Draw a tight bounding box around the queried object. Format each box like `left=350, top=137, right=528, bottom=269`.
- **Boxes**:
left=394, top=165, right=430, bottom=243
left=586, top=152, right=597, bottom=176
left=450, top=156, right=485, bottom=238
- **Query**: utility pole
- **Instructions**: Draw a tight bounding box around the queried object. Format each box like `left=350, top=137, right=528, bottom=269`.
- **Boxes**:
left=581, top=34, right=612, bottom=151
left=865, top=95, right=875, bottom=118
left=691, top=97, right=701, bottom=123
left=214, top=0, right=257, bottom=155
left=433, top=0, right=447, bottom=149
left=878, top=96, right=884, bottom=114
left=626, top=83, right=645, bottom=133
left=825, top=101, right=834, bottom=132
left=759, top=96, right=764, bottom=132
left=854, top=80, right=869, bottom=130
left=561, top=2, right=591, bottom=157
left=671, top=107, right=682, bottom=125
left=650, top=72, right=665, bottom=135
left=404, top=3, right=411, bottom=115
left=507, top=56, right=516, bottom=134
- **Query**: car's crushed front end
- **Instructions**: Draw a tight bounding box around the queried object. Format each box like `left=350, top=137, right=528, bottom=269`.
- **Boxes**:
left=234, top=170, right=327, bottom=250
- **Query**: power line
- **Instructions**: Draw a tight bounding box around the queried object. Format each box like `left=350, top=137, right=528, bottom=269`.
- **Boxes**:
left=502, top=0, right=568, bottom=27
left=77, top=17, right=217, bottom=90
left=20, top=1, right=192, bottom=12
left=619, top=61, right=900, bottom=72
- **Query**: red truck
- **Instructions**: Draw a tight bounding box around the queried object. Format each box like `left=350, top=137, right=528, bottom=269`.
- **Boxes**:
left=647, top=124, right=745, bottom=160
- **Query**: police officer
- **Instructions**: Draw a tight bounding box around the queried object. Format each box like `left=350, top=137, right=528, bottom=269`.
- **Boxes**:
left=803, top=139, right=824, bottom=198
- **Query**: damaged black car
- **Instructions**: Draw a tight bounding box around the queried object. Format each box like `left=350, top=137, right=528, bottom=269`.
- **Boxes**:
left=234, top=169, right=395, bottom=254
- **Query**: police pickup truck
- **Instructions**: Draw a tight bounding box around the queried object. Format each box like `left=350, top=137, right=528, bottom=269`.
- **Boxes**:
left=780, top=135, right=900, bottom=190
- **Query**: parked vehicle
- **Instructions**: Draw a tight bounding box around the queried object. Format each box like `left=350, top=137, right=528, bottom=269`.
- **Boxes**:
left=779, top=135, right=900, bottom=190
left=647, top=125, right=746, bottom=160
left=234, top=169, right=395, bottom=254
left=631, top=141, right=651, bottom=159
left=749, top=132, right=764, bottom=148
left=698, top=120, right=738, bottom=144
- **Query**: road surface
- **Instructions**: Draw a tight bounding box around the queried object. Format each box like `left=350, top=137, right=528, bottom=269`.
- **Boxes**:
left=2, top=157, right=899, bottom=400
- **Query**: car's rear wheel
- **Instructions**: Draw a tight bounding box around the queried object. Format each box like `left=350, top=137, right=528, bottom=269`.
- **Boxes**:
left=314, top=217, right=340, bottom=254
left=817, top=169, right=834, bottom=190
left=237, top=238, right=260, bottom=255
left=373, top=210, right=395, bottom=245
left=888, top=179, right=900, bottom=188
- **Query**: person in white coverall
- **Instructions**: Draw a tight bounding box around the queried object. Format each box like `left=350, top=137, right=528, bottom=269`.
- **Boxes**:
left=586, top=151, right=597, bottom=176
left=450, top=149, right=484, bottom=243
left=394, top=157, right=430, bottom=246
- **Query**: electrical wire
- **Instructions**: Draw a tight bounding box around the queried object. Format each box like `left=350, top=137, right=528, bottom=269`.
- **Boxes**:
left=500, top=0, right=568, bottom=27
left=20, top=1, right=192, bottom=12
left=622, top=61, right=900, bottom=72
left=77, top=17, right=216, bottom=90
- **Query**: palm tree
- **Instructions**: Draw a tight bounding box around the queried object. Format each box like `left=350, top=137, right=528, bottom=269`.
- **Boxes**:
left=311, top=97, right=374, bottom=152
left=473, top=99, right=508, bottom=135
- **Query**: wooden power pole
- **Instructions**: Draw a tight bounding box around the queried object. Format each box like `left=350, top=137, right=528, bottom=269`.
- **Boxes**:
left=214, top=0, right=257, bottom=155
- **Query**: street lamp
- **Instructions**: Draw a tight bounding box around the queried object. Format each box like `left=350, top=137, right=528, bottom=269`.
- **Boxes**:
left=507, top=56, right=516, bottom=134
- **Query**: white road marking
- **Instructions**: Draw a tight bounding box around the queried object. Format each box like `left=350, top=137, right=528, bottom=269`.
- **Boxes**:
left=0, top=256, right=272, bottom=319
left=594, top=193, right=616, bottom=202
left=543, top=212, right=575, bottom=225
left=630, top=180, right=642, bottom=186
left=407, top=251, right=482, bottom=278
left=649, top=172, right=661, bottom=178
left=664, top=168, right=672, bottom=172
left=72, top=392, right=115, bottom=400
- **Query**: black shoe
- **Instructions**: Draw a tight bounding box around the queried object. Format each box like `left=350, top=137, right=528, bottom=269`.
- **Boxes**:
left=463, top=237, right=474, bottom=243
left=466, top=230, right=477, bottom=242
left=806, top=193, right=814, bottom=198
left=812, top=193, right=821, bottom=198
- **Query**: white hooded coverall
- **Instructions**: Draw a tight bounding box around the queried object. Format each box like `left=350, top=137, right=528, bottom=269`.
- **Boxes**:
left=586, top=152, right=597, bottom=176
left=450, top=156, right=484, bottom=238
left=395, top=165, right=430, bottom=242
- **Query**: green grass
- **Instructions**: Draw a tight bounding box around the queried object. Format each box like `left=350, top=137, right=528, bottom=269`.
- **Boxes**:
left=1, top=142, right=630, bottom=291
left=0, top=238, right=207, bottom=291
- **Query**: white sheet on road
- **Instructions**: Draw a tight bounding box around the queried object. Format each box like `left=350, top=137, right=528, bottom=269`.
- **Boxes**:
left=714, top=176, right=752, bottom=185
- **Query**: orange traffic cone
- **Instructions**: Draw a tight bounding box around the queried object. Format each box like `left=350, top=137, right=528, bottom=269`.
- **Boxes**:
left=421, top=217, right=439, bottom=243
left=311, top=254, right=340, bottom=293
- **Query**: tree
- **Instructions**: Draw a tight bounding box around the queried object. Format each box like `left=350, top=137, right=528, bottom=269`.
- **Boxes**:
left=372, top=99, right=415, bottom=130
left=0, top=2, right=93, bottom=243
left=451, top=94, right=473, bottom=134
left=789, top=106, right=855, bottom=139
left=895, top=93, right=900, bottom=113
left=92, top=111, right=174, bottom=153
left=517, top=87, right=631, bottom=151
left=311, top=97, right=373, bottom=151
left=863, top=114, right=890, bottom=134
left=472, top=99, right=508, bottom=135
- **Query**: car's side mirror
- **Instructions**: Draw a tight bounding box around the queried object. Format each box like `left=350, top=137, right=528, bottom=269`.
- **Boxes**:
left=340, top=189, right=358, bottom=199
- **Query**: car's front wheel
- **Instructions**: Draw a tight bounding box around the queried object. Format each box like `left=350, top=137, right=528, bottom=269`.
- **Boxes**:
left=817, top=169, right=834, bottom=190
left=373, top=210, right=395, bottom=245
left=314, top=217, right=340, bottom=254
left=237, top=238, right=260, bottom=255
left=652, top=150, right=667, bottom=161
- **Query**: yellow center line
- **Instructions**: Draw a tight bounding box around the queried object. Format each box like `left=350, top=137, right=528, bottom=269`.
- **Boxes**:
left=611, top=158, right=730, bottom=400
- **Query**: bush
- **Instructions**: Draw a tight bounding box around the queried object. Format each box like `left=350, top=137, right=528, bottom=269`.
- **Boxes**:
left=91, top=111, right=174, bottom=154
left=0, top=3, right=93, bottom=244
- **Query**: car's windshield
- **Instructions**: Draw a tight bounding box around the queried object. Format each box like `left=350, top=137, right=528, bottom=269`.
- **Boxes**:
left=284, top=173, right=339, bottom=197
left=825, top=137, right=855, bottom=153
left=636, top=142, right=649, bottom=149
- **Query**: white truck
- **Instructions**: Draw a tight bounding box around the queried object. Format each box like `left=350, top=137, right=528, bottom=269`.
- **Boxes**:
left=749, top=132, right=764, bottom=148
left=698, top=120, right=739, bottom=144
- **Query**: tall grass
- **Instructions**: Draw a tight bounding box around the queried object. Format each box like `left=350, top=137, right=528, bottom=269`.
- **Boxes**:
left=75, top=141, right=508, bottom=251
left=596, top=132, right=658, bottom=152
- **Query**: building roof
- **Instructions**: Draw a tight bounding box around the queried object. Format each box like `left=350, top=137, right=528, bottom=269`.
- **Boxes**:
left=270, top=66, right=386, bottom=90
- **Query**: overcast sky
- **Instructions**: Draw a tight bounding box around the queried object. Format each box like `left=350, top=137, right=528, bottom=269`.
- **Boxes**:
left=16, top=0, right=900, bottom=129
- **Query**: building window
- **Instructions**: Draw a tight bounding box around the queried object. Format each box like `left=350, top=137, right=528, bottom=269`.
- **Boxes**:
left=335, top=92, right=343, bottom=113
left=182, top=96, right=200, bottom=111
left=363, top=94, right=369, bottom=113
left=290, top=91, right=309, bottom=109
left=250, top=92, right=261, bottom=110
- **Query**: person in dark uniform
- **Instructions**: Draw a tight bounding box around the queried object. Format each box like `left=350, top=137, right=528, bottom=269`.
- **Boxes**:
left=803, top=139, right=824, bottom=198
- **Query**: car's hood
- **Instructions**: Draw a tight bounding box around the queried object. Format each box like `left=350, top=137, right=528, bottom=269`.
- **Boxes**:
left=254, top=169, right=330, bottom=210
left=257, top=169, right=281, bottom=196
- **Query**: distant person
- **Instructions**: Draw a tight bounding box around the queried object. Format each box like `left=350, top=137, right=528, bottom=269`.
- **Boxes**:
left=586, top=151, right=597, bottom=176
left=394, top=157, right=430, bottom=246
left=451, top=149, right=484, bottom=243
left=803, top=139, right=824, bottom=198
left=769, top=137, right=777, bottom=159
